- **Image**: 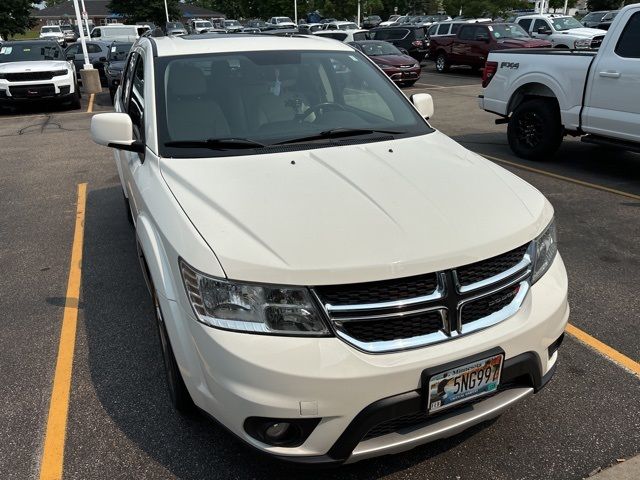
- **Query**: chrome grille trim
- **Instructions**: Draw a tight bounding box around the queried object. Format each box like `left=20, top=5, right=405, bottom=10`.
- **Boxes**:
left=312, top=242, right=534, bottom=354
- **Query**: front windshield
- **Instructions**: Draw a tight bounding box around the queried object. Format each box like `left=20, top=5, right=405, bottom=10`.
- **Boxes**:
left=550, top=16, right=583, bottom=31
left=360, top=41, right=402, bottom=56
left=277, top=18, right=293, bottom=23
left=42, top=27, right=61, bottom=33
left=339, top=23, right=359, bottom=30
left=108, top=43, right=132, bottom=61
left=0, top=43, right=62, bottom=61
left=196, top=22, right=213, bottom=28
left=167, top=22, right=184, bottom=29
left=602, top=12, right=618, bottom=21
left=155, top=50, right=431, bottom=158
left=226, top=21, right=241, bottom=26
left=491, top=24, right=530, bottom=39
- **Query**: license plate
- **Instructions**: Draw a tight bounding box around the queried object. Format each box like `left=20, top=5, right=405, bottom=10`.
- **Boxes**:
left=426, top=354, right=503, bottom=413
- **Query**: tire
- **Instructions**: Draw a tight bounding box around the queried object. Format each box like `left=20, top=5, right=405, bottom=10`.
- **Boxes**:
left=70, top=84, right=81, bottom=110
left=435, top=53, right=449, bottom=73
left=403, top=80, right=417, bottom=88
left=152, top=288, right=194, bottom=413
left=109, top=88, right=115, bottom=105
left=555, top=44, right=569, bottom=49
left=507, top=98, right=563, bottom=160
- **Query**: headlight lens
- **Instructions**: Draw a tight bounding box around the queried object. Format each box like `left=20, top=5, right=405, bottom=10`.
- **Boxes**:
left=532, top=219, right=558, bottom=284
left=574, top=39, right=591, bottom=49
left=380, top=64, right=394, bottom=70
left=180, top=260, right=329, bottom=336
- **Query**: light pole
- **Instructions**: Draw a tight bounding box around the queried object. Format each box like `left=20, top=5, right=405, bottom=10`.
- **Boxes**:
left=72, top=0, right=90, bottom=69
left=79, top=0, right=91, bottom=41
left=294, top=1, right=298, bottom=24
left=357, top=0, right=361, bottom=27
left=72, top=0, right=101, bottom=93
left=164, top=0, right=170, bottom=22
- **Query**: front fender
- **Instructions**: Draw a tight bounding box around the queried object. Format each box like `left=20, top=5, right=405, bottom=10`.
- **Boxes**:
left=135, top=213, right=177, bottom=301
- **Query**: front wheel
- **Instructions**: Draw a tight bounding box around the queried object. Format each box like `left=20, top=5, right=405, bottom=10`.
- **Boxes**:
left=153, top=289, right=194, bottom=413
left=435, top=53, right=449, bottom=73
left=69, top=84, right=81, bottom=110
left=507, top=98, right=563, bottom=160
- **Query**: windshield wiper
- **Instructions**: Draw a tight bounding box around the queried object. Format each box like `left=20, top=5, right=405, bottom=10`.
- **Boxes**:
left=164, top=137, right=267, bottom=149
left=274, top=128, right=405, bottom=145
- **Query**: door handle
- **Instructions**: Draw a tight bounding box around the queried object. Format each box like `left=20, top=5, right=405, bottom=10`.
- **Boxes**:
left=599, top=71, right=620, bottom=78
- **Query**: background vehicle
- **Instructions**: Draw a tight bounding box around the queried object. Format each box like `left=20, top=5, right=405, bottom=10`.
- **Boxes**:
left=370, top=25, right=428, bottom=61
left=315, top=29, right=370, bottom=42
left=298, top=23, right=324, bottom=33
left=267, top=16, right=296, bottom=28
left=246, top=19, right=269, bottom=30
left=350, top=39, right=421, bottom=86
left=0, top=40, right=80, bottom=110
left=362, top=15, right=382, bottom=29
left=323, top=21, right=360, bottom=30
left=581, top=10, right=609, bottom=27
left=165, top=22, right=187, bottom=35
left=60, top=24, right=77, bottom=43
left=430, top=23, right=551, bottom=73
left=379, top=14, right=403, bottom=26
left=479, top=4, right=640, bottom=159
left=103, top=42, right=132, bottom=103
left=597, top=10, right=619, bottom=30
left=90, top=25, right=147, bottom=42
left=189, top=20, right=214, bottom=34
left=223, top=20, right=243, bottom=33
left=65, top=41, right=110, bottom=85
left=515, top=15, right=606, bottom=49
left=40, top=26, right=65, bottom=45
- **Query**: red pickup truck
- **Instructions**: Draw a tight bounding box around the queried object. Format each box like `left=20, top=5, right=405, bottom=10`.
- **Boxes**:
left=429, top=23, right=551, bottom=72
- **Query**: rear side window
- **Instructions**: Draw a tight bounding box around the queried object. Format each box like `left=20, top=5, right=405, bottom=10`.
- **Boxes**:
left=518, top=19, right=533, bottom=31
left=615, top=12, right=640, bottom=58
left=414, top=28, right=425, bottom=39
left=451, top=23, right=462, bottom=34
left=353, top=32, right=368, bottom=41
left=459, top=26, right=476, bottom=40
left=437, top=24, right=449, bottom=35
left=86, top=43, right=102, bottom=54
left=533, top=19, right=550, bottom=32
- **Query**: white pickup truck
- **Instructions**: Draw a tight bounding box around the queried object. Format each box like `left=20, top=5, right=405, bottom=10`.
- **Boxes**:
left=479, top=3, right=640, bottom=160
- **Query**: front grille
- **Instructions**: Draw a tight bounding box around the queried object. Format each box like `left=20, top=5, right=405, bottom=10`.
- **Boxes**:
left=315, top=273, right=438, bottom=306
left=455, top=244, right=528, bottom=287
left=590, top=36, right=604, bottom=49
left=314, top=243, right=531, bottom=353
left=5, top=71, right=57, bottom=81
left=9, top=84, right=55, bottom=99
left=460, top=285, right=521, bottom=325
left=341, top=310, right=443, bottom=343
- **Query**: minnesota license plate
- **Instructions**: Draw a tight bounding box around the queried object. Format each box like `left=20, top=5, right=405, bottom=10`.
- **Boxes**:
left=427, top=354, right=503, bottom=413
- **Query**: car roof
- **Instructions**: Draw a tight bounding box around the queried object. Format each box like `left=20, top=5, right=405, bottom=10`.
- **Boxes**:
left=149, top=34, right=353, bottom=57
left=3, top=39, right=62, bottom=46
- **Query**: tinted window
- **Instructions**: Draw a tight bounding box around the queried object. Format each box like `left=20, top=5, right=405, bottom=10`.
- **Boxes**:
left=476, top=26, right=489, bottom=40
left=518, top=18, right=533, bottom=31
left=86, top=43, right=103, bottom=54
left=458, top=26, right=476, bottom=40
left=414, top=28, right=425, bottom=39
left=451, top=23, right=462, bottom=34
left=437, top=23, right=449, bottom=35
left=0, top=43, right=62, bottom=61
left=615, top=12, right=640, bottom=58
left=352, top=32, right=369, bottom=41
left=66, top=44, right=79, bottom=55
left=533, top=19, right=550, bottom=32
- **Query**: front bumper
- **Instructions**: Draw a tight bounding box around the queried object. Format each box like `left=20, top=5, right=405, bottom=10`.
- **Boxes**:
left=385, top=68, right=421, bottom=83
left=163, top=254, right=569, bottom=463
left=0, top=74, right=76, bottom=103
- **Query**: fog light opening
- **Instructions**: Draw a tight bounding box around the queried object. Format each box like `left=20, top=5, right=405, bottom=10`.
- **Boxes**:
left=264, top=422, right=292, bottom=442
left=244, top=417, right=321, bottom=448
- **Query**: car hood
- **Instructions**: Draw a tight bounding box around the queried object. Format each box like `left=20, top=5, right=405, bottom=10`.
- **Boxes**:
left=496, top=38, right=551, bottom=48
left=160, top=131, right=552, bottom=285
left=0, top=60, right=69, bottom=72
left=372, top=55, right=419, bottom=66
left=41, top=32, right=63, bottom=37
left=561, top=27, right=606, bottom=37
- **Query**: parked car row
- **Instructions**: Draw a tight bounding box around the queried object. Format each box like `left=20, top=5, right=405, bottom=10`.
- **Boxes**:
left=581, top=9, right=620, bottom=30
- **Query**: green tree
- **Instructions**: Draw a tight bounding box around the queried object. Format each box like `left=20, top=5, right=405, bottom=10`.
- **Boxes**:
left=0, top=0, right=42, bottom=39
left=44, top=0, right=68, bottom=7
left=107, top=0, right=181, bottom=25
left=549, top=0, right=577, bottom=11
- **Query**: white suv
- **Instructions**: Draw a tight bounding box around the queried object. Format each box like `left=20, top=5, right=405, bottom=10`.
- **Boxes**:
left=90, top=33, right=569, bottom=464
left=39, top=25, right=65, bottom=45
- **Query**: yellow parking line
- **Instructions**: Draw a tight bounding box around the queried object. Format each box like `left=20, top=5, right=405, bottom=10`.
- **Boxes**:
left=87, top=94, right=95, bottom=113
left=566, top=324, right=640, bottom=377
left=39, top=183, right=87, bottom=480
left=483, top=154, right=640, bottom=201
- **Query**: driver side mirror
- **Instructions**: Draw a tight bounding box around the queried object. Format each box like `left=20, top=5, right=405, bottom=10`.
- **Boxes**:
left=91, top=113, right=144, bottom=153
left=411, top=93, right=434, bottom=119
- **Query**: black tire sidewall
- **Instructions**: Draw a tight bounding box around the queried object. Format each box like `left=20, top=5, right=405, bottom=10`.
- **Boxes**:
left=436, top=53, right=448, bottom=72
left=508, top=99, right=562, bottom=160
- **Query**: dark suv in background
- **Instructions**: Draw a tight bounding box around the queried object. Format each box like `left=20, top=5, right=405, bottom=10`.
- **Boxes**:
left=362, top=15, right=382, bottom=29
left=370, top=25, right=428, bottom=61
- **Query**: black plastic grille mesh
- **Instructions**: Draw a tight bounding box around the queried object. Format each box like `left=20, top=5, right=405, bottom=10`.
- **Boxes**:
left=461, top=285, right=520, bottom=325
left=5, top=71, right=56, bottom=81
left=315, top=273, right=438, bottom=306
left=456, top=244, right=528, bottom=286
left=341, top=310, right=443, bottom=343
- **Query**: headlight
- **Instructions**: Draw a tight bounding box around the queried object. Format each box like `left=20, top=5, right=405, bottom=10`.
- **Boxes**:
left=574, top=39, right=591, bottom=49
left=52, top=69, right=68, bottom=77
left=180, top=260, right=329, bottom=336
left=531, top=219, right=558, bottom=284
left=380, top=64, right=394, bottom=70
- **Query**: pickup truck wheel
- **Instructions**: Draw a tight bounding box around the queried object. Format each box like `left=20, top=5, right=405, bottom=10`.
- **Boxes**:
left=435, top=53, right=449, bottom=73
left=508, top=99, right=562, bottom=160
left=153, top=288, right=194, bottom=413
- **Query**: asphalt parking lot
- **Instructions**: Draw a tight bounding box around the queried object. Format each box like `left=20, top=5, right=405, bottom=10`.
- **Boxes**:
left=0, top=63, right=638, bottom=480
